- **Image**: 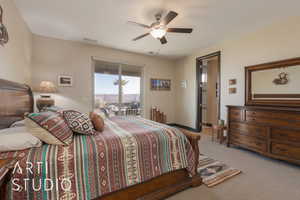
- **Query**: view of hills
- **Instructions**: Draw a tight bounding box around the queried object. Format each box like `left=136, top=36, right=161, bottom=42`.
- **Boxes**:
left=95, top=94, right=140, bottom=104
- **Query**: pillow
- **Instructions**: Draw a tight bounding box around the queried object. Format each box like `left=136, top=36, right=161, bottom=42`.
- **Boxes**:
left=89, top=112, right=104, bottom=132
left=42, top=106, right=64, bottom=113
left=9, top=119, right=25, bottom=128
left=0, top=127, right=42, bottom=152
left=25, top=112, right=73, bottom=145
left=63, top=110, right=95, bottom=135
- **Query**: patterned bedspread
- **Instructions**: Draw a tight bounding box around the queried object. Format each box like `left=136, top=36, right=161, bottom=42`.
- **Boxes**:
left=1, top=116, right=196, bottom=200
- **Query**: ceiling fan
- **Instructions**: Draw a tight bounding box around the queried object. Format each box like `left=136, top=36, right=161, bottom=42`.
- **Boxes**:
left=128, top=11, right=193, bottom=44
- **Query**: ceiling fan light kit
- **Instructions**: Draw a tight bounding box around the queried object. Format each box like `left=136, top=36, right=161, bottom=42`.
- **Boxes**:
left=150, top=27, right=166, bottom=39
left=129, top=11, right=193, bottom=45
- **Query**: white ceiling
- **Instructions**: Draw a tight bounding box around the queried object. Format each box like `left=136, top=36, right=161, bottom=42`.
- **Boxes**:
left=14, top=0, right=300, bottom=59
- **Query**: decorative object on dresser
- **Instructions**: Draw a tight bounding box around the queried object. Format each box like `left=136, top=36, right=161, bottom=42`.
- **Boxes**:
left=36, top=81, right=57, bottom=111
left=151, top=107, right=167, bottom=123
left=0, top=5, right=9, bottom=46
left=245, top=57, right=300, bottom=107
left=227, top=105, right=300, bottom=165
left=151, top=78, right=171, bottom=91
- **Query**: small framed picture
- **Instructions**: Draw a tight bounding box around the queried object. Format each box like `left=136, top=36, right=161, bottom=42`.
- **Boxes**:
left=229, top=88, right=237, bottom=94
left=58, top=75, right=73, bottom=87
left=229, top=79, right=237, bottom=85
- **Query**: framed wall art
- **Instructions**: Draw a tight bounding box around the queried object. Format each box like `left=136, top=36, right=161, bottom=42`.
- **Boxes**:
left=58, top=75, right=73, bottom=87
left=151, top=79, right=171, bottom=91
left=229, top=79, right=237, bottom=85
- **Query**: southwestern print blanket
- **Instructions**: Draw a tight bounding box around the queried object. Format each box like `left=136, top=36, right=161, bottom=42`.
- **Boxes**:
left=0, top=116, right=196, bottom=200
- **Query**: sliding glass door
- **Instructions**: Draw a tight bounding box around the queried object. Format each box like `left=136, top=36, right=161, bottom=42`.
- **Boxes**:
left=94, top=62, right=142, bottom=116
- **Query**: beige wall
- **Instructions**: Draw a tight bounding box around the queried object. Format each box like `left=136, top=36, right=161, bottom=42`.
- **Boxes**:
left=175, top=16, right=300, bottom=129
left=31, top=35, right=177, bottom=122
left=0, top=0, right=32, bottom=84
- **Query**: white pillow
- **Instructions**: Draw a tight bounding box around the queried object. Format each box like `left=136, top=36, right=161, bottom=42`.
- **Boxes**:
left=0, top=127, right=42, bottom=152
left=9, top=119, right=25, bottom=128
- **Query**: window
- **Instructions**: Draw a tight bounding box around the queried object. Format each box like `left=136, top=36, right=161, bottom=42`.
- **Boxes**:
left=94, top=61, right=142, bottom=116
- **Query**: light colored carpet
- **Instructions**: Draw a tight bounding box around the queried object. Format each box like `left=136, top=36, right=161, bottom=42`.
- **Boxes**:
left=168, top=133, right=300, bottom=200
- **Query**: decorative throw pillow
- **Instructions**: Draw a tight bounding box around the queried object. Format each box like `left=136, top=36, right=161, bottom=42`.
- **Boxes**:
left=89, top=112, right=104, bottom=132
left=63, top=110, right=95, bottom=135
left=25, top=112, right=73, bottom=145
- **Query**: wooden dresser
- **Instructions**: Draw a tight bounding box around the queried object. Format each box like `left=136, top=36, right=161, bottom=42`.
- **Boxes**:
left=227, top=105, right=300, bottom=165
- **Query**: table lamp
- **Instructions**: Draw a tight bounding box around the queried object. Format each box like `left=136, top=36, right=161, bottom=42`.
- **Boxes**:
left=36, top=81, right=57, bottom=111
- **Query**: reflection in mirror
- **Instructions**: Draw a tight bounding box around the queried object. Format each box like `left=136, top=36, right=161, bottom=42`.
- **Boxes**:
left=252, top=65, right=300, bottom=99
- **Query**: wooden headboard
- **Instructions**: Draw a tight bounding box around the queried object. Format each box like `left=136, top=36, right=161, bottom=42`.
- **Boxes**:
left=0, top=79, right=34, bottom=129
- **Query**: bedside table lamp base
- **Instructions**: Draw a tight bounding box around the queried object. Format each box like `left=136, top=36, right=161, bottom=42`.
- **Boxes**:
left=36, top=97, right=54, bottom=112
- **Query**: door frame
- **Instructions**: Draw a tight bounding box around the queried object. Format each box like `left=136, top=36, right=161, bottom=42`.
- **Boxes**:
left=196, top=51, right=221, bottom=132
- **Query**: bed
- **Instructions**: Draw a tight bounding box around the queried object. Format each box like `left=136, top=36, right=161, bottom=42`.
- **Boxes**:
left=0, top=79, right=202, bottom=200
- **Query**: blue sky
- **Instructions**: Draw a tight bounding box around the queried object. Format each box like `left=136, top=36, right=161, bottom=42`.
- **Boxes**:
left=94, top=73, right=140, bottom=94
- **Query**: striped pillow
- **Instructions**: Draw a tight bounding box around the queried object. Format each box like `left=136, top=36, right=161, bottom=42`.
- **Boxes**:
left=25, top=112, right=73, bottom=145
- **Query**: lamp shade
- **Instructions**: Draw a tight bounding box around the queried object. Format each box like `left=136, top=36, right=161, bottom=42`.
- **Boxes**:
left=39, top=81, right=57, bottom=93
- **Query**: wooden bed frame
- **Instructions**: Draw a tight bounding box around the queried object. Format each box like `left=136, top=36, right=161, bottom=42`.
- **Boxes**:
left=150, top=107, right=167, bottom=124
left=0, top=79, right=202, bottom=200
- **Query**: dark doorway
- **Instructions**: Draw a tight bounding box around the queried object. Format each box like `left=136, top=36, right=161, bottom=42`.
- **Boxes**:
left=196, top=51, right=221, bottom=132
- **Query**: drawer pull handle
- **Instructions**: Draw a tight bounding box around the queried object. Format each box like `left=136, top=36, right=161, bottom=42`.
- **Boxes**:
left=277, top=148, right=288, bottom=152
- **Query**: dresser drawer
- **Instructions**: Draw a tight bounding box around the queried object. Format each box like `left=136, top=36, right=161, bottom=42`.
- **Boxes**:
left=271, top=129, right=300, bottom=143
left=230, top=132, right=267, bottom=152
left=230, top=122, right=267, bottom=139
left=246, top=116, right=300, bottom=129
left=271, top=142, right=300, bottom=160
left=246, top=110, right=300, bottom=121
left=229, top=109, right=243, bottom=121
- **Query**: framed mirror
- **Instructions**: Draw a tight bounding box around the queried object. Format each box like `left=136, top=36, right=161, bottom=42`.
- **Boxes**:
left=245, top=57, right=300, bottom=107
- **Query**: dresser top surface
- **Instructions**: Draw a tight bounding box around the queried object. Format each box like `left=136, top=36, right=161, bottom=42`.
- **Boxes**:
left=227, top=105, right=300, bottom=112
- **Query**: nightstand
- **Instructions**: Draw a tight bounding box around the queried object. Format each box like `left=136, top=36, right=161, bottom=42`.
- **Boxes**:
left=0, top=158, right=16, bottom=193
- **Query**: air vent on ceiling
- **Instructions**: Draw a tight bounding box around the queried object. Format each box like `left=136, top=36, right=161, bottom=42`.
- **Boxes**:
left=148, top=51, right=159, bottom=55
left=83, top=38, right=98, bottom=44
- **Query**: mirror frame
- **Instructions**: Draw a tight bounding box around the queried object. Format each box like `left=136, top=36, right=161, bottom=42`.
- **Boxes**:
left=245, top=57, right=300, bottom=107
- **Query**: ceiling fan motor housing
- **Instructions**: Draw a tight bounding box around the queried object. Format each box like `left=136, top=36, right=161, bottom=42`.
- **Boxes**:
left=155, top=13, right=162, bottom=22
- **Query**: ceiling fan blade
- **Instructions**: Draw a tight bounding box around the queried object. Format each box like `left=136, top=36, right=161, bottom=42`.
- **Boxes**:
left=128, top=21, right=150, bottom=29
left=161, top=11, right=178, bottom=25
left=160, top=36, right=167, bottom=44
left=167, top=28, right=193, bottom=33
left=132, top=33, right=150, bottom=41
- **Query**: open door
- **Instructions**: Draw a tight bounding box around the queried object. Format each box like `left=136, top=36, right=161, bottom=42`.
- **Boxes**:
left=196, top=52, right=221, bottom=132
